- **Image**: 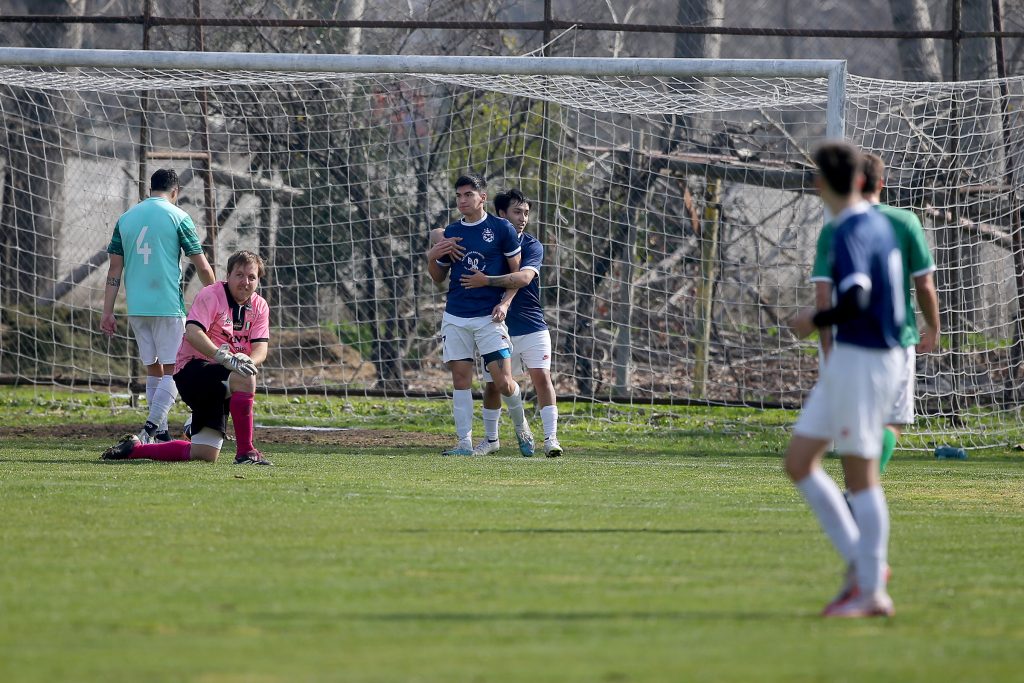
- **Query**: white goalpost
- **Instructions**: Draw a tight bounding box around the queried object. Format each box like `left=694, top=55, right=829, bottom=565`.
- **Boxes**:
left=0, top=47, right=1019, bottom=448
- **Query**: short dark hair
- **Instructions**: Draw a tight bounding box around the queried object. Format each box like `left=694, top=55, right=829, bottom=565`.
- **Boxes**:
left=861, top=153, right=885, bottom=193
left=494, top=188, right=530, bottom=216
left=454, top=172, right=486, bottom=191
left=227, top=250, right=266, bottom=279
left=813, top=142, right=862, bottom=196
left=150, top=168, right=179, bottom=193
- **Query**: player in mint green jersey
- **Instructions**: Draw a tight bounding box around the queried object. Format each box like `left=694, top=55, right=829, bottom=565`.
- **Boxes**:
left=101, top=169, right=216, bottom=444
left=811, top=153, right=940, bottom=473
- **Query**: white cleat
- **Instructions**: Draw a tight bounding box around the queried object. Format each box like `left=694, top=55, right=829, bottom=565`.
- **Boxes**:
left=473, top=438, right=501, bottom=456
left=544, top=437, right=563, bottom=458
left=823, top=591, right=895, bottom=618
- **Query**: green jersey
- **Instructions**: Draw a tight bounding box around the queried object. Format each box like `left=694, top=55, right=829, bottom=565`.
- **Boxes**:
left=107, top=197, right=204, bottom=317
left=811, top=203, right=935, bottom=348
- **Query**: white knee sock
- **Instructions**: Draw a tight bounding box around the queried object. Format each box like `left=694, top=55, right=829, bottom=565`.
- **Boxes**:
left=848, top=486, right=889, bottom=594
left=540, top=405, right=558, bottom=440
left=795, top=468, right=859, bottom=563
left=148, top=375, right=178, bottom=431
left=502, top=382, right=527, bottom=430
left=145, top=376, right=159, bottom=417
left=482, top=407, right=501, bottom=441
left=452, top=389, right=474, bottom=443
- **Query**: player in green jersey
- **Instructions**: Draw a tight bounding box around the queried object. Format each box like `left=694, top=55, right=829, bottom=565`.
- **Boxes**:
left=811, top=153, right=940, bottom=473
left=101, top=169, right=216, bottom=444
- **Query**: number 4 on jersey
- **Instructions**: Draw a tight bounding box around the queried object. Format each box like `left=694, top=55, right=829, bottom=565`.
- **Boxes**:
left=135, top=225, right=152, bottom=265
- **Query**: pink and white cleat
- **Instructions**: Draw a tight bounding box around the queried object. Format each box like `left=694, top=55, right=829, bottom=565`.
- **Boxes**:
left=822, top=564, right=892, bottom=615
left=823, top=591, right=895, bottom=618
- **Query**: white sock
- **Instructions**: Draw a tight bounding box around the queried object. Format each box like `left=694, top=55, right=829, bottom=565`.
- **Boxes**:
left=145, top=376, right=159, bottom=413
left=482, top=407, right=501, bottom=441
left=502, top=382, right=527, bottom=430
left=148, top=375, right=178, bottom=432
left=540, top=405, right=558, bottom=440
left=452, top=389, right=474, bottom=443
left=848, top=486, right=889, bottom=594
left=795, top=468, right=859, bottom=563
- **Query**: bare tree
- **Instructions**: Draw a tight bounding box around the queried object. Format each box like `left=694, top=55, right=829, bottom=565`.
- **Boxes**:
left=888, top=0, right=943, bottom=80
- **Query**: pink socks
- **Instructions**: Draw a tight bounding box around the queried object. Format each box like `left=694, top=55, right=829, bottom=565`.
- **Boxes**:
left=229, top=391, right=255, bottom=456
left=131, top=440, right=191, bottom=462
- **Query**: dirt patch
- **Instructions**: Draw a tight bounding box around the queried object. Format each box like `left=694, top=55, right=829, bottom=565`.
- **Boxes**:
left=0, top=423, right=448, bottom=449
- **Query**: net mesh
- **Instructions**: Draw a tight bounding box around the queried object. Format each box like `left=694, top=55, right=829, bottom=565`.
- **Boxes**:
left=0, top=60, right=1021, bottom=447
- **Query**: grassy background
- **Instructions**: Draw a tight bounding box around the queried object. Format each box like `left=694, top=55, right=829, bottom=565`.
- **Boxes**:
left=1, top=389, right=1022, bottom=682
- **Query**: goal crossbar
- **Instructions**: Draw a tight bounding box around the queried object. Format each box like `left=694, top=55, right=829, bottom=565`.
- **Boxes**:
left=0, top=47, right=848, bottom=136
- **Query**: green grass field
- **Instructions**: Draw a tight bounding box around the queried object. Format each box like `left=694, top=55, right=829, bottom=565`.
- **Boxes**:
left=1, top=389, right=1022, bottom=682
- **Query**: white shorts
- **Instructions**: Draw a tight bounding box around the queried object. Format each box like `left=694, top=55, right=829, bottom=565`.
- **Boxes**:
left=888, top=345, right=916, bottom=425
left=482, top=330, right=552, bottom=381
left=794, top=342, right=905, bottom=459
left=128, top=316, right=185, bottom=366
left=441, top=312, right=511, bottom=363
left=191, top=426, right=225, bottom=450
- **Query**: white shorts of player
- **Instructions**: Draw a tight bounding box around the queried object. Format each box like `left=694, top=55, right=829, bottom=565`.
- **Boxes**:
left=128, top=315, right=185, bottom=366
left=481, top=329, right=552, bottom=381
left=192, top=427, right=224, bottom=450
left=888, top=345, right=916, bottom=426
left=441, top=312, right=511, bottom=363
left=795, top=342, right=905, bottom=459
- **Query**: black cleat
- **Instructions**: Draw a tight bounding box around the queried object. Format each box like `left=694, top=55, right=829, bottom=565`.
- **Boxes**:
left=234, top=450, right=273, bottom=466
left=153, top=430, right=172, bottom=443
left=101, top=434, right=140, bottom=460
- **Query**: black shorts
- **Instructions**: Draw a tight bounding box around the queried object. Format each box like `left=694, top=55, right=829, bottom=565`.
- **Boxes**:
left=173, top=359, right=231, bottom=435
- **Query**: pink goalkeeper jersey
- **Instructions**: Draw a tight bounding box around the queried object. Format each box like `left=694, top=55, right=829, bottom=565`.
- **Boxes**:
left=174, top=281, right=270, bottom=373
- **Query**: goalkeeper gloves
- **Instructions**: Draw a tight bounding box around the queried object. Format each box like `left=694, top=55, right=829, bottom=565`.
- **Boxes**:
left=214, top=344, right=258, bottom=377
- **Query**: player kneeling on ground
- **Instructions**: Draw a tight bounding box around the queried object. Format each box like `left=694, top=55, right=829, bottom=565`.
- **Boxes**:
left=102, top=250, right=273, bottom=465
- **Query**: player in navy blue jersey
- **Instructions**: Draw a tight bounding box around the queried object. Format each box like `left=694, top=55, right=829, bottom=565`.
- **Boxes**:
left=461, top=189, right=562, bottom=457
left=784, top=142, right=906, bottom=618
left=426, top=173, right=534, bottom=456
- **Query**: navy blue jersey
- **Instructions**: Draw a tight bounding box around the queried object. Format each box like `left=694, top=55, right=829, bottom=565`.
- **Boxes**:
left=830, top=204, right=905, bottom=349
left=437, top=213, right=521, bottom=318
left=507, top=231, right=548, bottom=336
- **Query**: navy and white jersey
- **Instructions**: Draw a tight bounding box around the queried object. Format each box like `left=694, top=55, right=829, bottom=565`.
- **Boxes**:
left=437, top=213, right=521, bottom=318
left=830, top=203, right=905, bottom=349
left=507, top=231, right=548, bottom=336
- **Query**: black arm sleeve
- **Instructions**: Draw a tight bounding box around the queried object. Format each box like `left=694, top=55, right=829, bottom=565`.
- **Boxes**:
left=812, top=284, right=869, bottom=328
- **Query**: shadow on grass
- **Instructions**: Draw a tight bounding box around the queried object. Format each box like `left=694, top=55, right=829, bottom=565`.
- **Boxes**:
left=0, top=457, right=152, bottom=465
left=397, top=527, right=729, bottom=535
left=254, top=609, right=796, bottom=623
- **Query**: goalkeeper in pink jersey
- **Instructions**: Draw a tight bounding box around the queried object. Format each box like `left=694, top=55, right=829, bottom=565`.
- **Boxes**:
left=101, top=251, right=273, bottom=465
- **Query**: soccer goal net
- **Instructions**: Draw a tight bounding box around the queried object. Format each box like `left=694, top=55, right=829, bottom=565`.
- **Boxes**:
left=0, top=48, right=1020, bottom=448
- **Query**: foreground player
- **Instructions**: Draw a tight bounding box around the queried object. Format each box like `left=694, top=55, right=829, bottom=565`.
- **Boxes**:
left=102, top=250, right=272, bottom=465
left=785, top=142, right=905, bottom=618
left=426, top=173, right=534, bottom=456
left=812, top=153, right=940, bottom=473
left=101, top=168, right=216, bottom=443
left=461, top=189, right=562, bottom=457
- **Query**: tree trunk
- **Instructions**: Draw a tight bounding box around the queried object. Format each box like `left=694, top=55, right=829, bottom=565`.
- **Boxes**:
left=888, top=0, right=943, bottom=80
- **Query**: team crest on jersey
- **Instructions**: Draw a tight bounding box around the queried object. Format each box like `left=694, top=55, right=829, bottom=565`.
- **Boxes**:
left=482, top=227, right=495, bottom=242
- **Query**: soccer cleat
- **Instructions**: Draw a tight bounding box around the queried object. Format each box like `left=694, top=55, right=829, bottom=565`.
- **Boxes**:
left=153, top=430, right=172, bottom=443
left=182, top=414, right=193, bottom=440
left=102, top=434, right=140, bottom=460
left=234, top=450, right=273, bottom=466
left=544, top=437, right=564, bottom=458
left=822, top=564, right=892, bottom=615
left=823, top=591, right=895, bottom=618
left=441, top=440, right=474, bottom=456
left=515, top=427, right=535, bottom=457
left=472, top=438, right=501, bottom=456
